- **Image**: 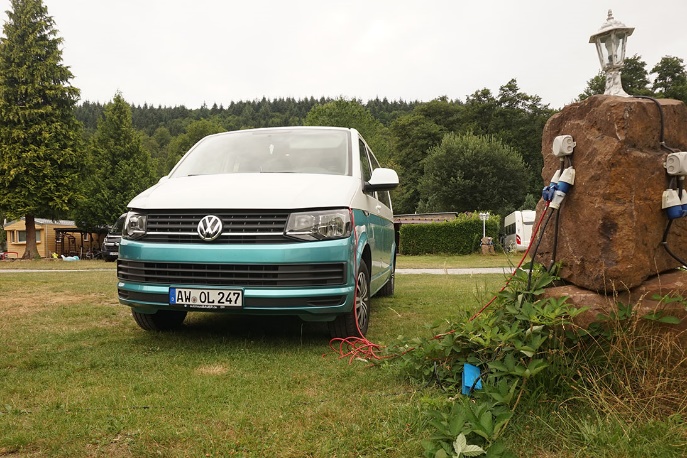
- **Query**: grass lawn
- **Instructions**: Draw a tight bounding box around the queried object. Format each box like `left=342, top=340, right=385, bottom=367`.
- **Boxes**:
left=0, top=260, right=507, bottom=457
left=1, top=257, right=685, bottom=457
left=396, top=252, right=521, bottom=269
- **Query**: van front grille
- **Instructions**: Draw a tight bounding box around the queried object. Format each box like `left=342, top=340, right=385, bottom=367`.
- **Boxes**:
left=117, top=260, right=347, bottom=287
left=141, top=211, right=292, bottom=244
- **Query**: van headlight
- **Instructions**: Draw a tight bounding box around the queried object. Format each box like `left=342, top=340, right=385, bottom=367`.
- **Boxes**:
left=285, top=209, right=352, bottom=241
left=123, top=211, right=147, bottom=240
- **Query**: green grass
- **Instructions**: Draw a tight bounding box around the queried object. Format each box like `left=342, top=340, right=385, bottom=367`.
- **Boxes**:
left=396, top=252, right=520, bottom=269
left=0, top=258, right=116, bottom=270
left=0, top=268, right=505, bottom=457
left=2, top=259, right=685, bottom=457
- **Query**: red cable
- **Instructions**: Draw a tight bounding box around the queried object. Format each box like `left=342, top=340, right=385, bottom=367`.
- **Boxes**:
left=467, top=202, right=550, bottom=322
left=329, top=211, right=389, bottom=362
left=330, top=204, right=551, bottom=360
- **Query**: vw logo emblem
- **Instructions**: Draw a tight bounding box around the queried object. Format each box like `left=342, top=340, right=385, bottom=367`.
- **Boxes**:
left=197, top=215, right=223, bottom=241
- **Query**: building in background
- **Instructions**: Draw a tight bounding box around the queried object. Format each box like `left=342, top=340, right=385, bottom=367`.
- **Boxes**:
left=2, top=218, right=105, bottom=259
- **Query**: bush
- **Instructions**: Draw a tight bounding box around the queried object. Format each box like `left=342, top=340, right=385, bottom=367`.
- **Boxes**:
left=399, top=213, right=500, bottom=255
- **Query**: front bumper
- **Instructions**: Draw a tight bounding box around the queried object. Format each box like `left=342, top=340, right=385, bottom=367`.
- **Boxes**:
left=117, top=238, right=356, bottom=321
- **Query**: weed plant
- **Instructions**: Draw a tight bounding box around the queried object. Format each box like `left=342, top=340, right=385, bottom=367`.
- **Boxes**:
left=379, top=264, right=687, bottom=458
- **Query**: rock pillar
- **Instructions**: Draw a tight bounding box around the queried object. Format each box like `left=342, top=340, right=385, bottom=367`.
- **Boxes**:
left=534, top=95, right=687, bottom=292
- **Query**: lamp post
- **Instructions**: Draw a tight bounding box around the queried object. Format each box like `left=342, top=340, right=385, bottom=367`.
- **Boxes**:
left=589, top=10, right=634, bottom=97
left=479, top=212, right=489, bottom=238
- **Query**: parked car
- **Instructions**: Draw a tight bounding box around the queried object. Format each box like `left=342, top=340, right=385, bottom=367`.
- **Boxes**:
left=102, top=213, right=126, bottom=262
left=117, top=126, right=399, bottom=338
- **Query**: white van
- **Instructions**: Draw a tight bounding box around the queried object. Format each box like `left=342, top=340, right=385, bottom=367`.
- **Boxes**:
left=503, top=210, right=535, bottom=252
left=117, top=127, right=399, bottom=338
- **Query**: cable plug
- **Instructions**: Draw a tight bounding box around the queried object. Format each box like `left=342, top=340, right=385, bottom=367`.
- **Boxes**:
left=542, top=169, right=561, bottom=202
left=550, top=167, right=575, bottom=210
left=662, top=189, right=685, bottom=219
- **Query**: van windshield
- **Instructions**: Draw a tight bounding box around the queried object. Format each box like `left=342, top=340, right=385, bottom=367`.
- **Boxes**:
left=169, top=128, right=351, bottom=177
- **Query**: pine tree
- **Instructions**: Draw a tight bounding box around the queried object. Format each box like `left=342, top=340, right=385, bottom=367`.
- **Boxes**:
left=73, top=92, right=156, bottom=230
left=0, top=0, right=83, bottom=258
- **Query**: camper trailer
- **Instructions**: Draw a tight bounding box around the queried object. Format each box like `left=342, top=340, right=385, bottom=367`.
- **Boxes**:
left=503, top=210, right=535, bottom=252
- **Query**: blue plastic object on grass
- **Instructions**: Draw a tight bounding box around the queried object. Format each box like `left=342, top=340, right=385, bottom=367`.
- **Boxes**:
left=462, top=363, right=483, bottom=395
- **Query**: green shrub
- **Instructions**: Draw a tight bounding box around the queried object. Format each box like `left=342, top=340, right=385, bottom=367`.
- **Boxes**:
left=399, top=213, right=500, bottom=255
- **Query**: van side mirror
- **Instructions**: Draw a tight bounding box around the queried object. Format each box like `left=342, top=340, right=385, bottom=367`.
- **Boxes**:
left=364, top=168, right=399, bottom=192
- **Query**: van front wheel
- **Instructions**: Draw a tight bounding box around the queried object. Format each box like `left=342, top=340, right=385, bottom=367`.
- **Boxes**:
left=329, top=260, right=370, bottom=339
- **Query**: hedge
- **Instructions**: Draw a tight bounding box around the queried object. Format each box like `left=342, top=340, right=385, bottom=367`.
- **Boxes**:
left=399, top=213, right=500, bottom=255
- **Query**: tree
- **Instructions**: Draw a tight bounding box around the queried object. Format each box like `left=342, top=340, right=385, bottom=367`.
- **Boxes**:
left=305, top=98, right=391, bottom=164
left=651, top=55, right=687, bottom=102
left=389, top=97, right=462, bottom=213
left=0, top=0, right=83, bottom=258
left=578, top=73, right=605, bottom=100
left=165, top=119, right=225, bottom=171
left=579, top=55, right=652, bottom=99
left=621, top=55, right=652, bottom=95
left=418, top=132, right=528, bottom=215
left=461, top=80, right=553, bottom=197
left=73, top=92, right=155, bottom=230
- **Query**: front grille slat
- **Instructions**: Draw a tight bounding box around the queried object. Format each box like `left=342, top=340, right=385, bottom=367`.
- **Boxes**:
left=142, top=211, right=292, bottom=244
left=118, top=261, right=347, bottom=287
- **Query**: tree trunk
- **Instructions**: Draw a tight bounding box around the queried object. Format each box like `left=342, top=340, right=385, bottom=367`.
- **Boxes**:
left=22, top=214, right=38, bottom=259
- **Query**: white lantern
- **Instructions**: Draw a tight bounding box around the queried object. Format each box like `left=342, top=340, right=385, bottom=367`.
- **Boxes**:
left=589, top=10, right=635, bottom=97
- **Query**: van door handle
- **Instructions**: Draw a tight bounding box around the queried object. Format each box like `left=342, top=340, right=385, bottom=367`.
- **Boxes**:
left=375, top=205, right=382, bottom=212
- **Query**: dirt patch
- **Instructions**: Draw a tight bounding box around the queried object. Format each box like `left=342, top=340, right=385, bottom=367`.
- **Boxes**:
left=195, top=364, right=230, bottom=376
left=1, top=292, right=104, bottom=319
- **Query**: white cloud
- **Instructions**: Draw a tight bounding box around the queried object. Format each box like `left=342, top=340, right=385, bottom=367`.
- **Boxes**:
left=0, top=0, right=684, bottom=108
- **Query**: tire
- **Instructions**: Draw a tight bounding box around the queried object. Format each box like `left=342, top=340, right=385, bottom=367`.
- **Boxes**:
left=377, top=257, right=395, bottom=297
left=329, top=259, right=370, bottom=339
left=132, top=309, right=187, bottom=331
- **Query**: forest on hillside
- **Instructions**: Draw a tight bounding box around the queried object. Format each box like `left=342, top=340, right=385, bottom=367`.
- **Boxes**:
left=71, top=51, right=687, bottom=225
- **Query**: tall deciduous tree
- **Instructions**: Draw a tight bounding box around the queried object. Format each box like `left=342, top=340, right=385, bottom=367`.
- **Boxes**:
left=305, top=98, right=391, bottom=164
left=651, top=55, right=687, bottom=102
left=165, top=119, right=225, bottom=172
left=389, top=97, right=462, bottom=213
left=464, top=80, right=552, bottom=196
left=579, top=55, right=652, bottom=99
left=73, top=92, right=155, bottom=230
left=418, top=132, right=528, bottom=215
left=0, top=0, right=83, bottom=258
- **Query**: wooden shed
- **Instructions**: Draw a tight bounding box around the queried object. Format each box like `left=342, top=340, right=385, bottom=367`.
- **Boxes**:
left=2, top=218, right=105, bottom=259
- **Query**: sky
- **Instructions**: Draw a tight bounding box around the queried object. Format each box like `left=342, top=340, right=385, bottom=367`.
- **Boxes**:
left=0, top=0, right=685, bottom=110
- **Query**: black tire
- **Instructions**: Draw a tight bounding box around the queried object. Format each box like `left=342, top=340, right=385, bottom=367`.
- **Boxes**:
left=132, top=309, right=187, bottom=331
left=329, top=259, right=370, bottom=339
left=377, top=258, right=395, bottom=297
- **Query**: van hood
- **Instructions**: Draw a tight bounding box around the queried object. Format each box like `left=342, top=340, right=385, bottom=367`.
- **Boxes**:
left=128, top=174, right=360, bottom=210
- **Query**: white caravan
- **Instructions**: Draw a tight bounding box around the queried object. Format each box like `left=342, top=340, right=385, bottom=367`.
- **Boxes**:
left=503, top=210, right=536, bottom=252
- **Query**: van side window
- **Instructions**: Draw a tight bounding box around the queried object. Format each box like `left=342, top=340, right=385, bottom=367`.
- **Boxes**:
left=362, top=142, right=392, bottom=209
left=359, top=139, right=372, bottom=182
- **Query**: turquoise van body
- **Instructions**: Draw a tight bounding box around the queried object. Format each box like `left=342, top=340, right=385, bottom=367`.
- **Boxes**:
left=116, top=127, right=398, bottom=338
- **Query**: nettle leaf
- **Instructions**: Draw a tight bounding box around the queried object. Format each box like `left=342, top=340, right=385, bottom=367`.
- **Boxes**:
left=461, top=445, right=486, bottom=457
left=449, top=411, right=467, bottom=436
left=525, top=359, right=549, bottom=378
left=642, top=312, right=681, bottom=324
left=452, top=433, right=486, bottom=457
left=435, top=449, right=449, bottom=458
left=478, top=411, right=494, bottom=437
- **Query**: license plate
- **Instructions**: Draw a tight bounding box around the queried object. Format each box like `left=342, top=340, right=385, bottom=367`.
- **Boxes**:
left=169, top=287, right=243, bottom=309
